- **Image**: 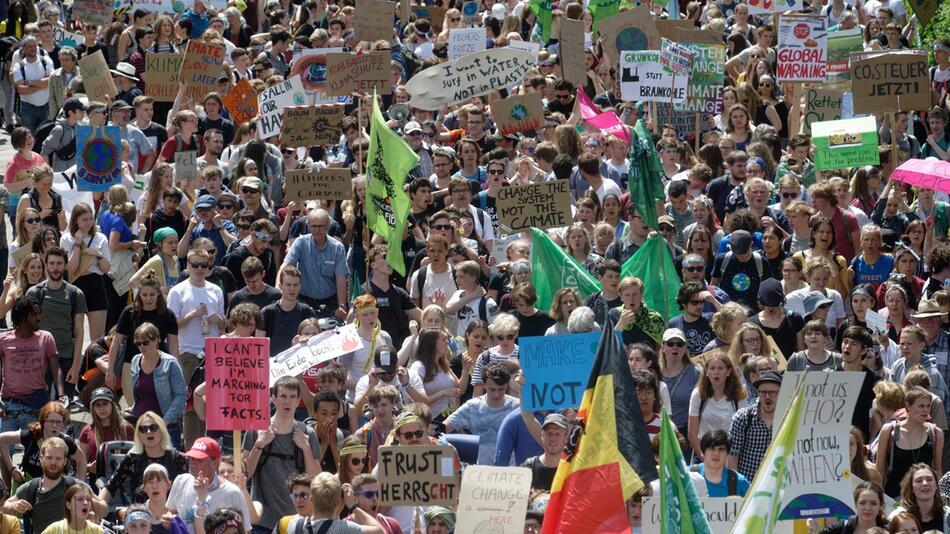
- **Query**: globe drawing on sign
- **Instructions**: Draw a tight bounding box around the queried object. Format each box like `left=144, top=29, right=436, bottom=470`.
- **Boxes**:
left=81, top=138, right=119, bottom=184
left=510, top=103, right=529, bottom=121
left=293, top=92, right=306, bottom=105
left=615, top=28, right=650, bottom=55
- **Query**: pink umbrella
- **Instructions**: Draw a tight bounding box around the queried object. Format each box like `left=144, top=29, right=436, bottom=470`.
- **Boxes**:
left=890, top=158, right=950, bottom=194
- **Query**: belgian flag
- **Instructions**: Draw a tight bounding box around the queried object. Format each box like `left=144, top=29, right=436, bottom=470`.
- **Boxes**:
left=541, top=317, right=659, bottom=533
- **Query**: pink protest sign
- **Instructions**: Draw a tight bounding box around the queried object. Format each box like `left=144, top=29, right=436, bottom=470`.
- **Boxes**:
left=204, top=338, right=270, bottom=431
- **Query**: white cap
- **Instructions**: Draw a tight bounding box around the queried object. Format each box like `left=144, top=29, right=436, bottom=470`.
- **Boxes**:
left=491, top=3, right=507, bottom=19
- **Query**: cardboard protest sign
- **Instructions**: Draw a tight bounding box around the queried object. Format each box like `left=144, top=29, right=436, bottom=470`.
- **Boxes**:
left=223, top=79, right=259, bottom=125
left=803, top=88, right=844, bottom=134
left=909, top=0, right=939, bottom=26
left=405, top=48, right=536, bottom=111
left=258, top=75, right=307, bottom=140
left=777, top=15, right=827, bottom=82
left=497, top=181, right=572, bottom=232
left=774, top=372, right=865, bottom=519
left=178, top=40, right=225, bottom=91
left=747, top=0, right=802, bottom=15
left=284, top=168, right=352, bottom=203
left=673, top=43, right=726, bottom=115
left=520, top=333, right=601, bottom=410
left=559, top=18, right=587, bottom=86
left=448, top=28, right=486, bottom=61
left=657, top=19, right=694, bottom=40
left=377, top=445, right=459, bottom=506
left=204, top=337, right=270, bottom=431
left=291, top=48, right=342, bottom=92
left=75, top=125, right=122, bottom=192
left=812, top=116, right=880, bottom=171
left=507, top=40, right=541, bottom=59
left=643, top=497, right=743, bottom=533
left=660, top=38, right=693, bottom=75
left=620, top=50, right=687, bottom=103
left=412, top=6, right=448, bottom=32
left=850, top=51, right=930, bottom=113
left=71, top=0, right=112, bottom=26
left=490, top=93, right=544, bottom=136
left=173, top=151, right=197, bottom=186
left=281, top=105, right=344, bottom=147
left=142, top=53, right=183, bottom=102
left=78, top=51, right=117, bottom=102
left=354, top=0, right=396, bottom=42
left=325, top=52, right=391, bottom=96
left=456, top=466, right=531, bottom=534
left=597, top=6, right=661, bottom=64
left=269, top=325, right=363, bottom=386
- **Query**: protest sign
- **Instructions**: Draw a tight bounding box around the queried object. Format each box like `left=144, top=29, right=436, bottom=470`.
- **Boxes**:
left=803, top=88, right=844, bottom=134
left=677, top=29, right=724, bottom=46
left=520, top=333, right=601, bottom=411
left=657, top=19, right=695, bottom=40
left=673, top=43, right=726, bottom=115
left=661, top=38, right=693, bottom=75
left=281, top=105, right=344, bottom=147
left=448, top=28, right=486, bottom=61
left=909, top=0, right=939, bottom=26
left=75, top=125, right=122, bottom=192
left=456, top=466, right=531, bottom=534
left=497, top=181, right=572, bottom=232
left=777, top=15, right=827, bottom=82
left=284, top=168, right=353, bottom=203
left=269, top=325, right=363, bottom=386
left=507, top=40, right=541, bottom=59
left=405, top=48, right=536, bottom=111
left=354, top=0, right=396, bottom=42
left=377, top=445, right=459, bottom=506
left=559, top=18, right=587, bottom=86
left=643, top=497, right=743, bottom=533
left=490, top=93, right=544, bottom=135
left=258, top=75, right=307, bottom=140
left=204, top=337, right=270, bottom=431
left=826, top=29, right=863, bottom=83
left=53, top=27, right=84, bottom=48
left=747, top=0, right=802, bottom=15
left=71, top=0, right=112, bottom=26
left=412, top=6, right=448, bottom=32
left=597, top=6, right=661, bottom=64
left=325, top=52, right=391, bottom=96
left=774, top=372, right=865, bottom=519
left=178, top=40, right=225, bottom=91
left=142, top=53, right=182, bottom=102
left=173, top=151, right=197, bottom=186
left=78, top=51, right=117, bottom=102
left=864, top=309, right=888, bottom=335
left=850, top=51, right=930, bottom=113
left=812, top=116, right=879, bottom=171
left=223, top=79, right=259, bottom=125
left=290, top=48, right=342, bottom=92
left=620, top=50, right=687, bottom=103
left=132, top=0, right=177, bottom=13
left=461, top=0, right=479, bottom=25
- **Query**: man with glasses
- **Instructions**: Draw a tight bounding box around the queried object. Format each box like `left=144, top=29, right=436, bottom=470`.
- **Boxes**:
left=179, top=195, right=236, bottom=265
left=429, top=148, right=455, bottom=207
left=272, top=474, right=314, bottom=534
left=281, top=209, right=348, bottom=320
left=465, top=107, right=495, bottom=154
left=349, top=474, right=402, bottom=533
left=242, top=376, right=320, bottom=534
left=546, top=80, right=575, bottom=116
left=668, top=281, right=719, bottom=356
left=238, top=177, right=276, bottom=223
left=404, top=121, right=433, bottom=179
left=0, top=296, right=60, bottom=434
left=224, top=218, right=278, bottom=290
left=681, top=254, right=731, bottom=314
left=728, top=370, right=781, bottom=481
left=446, top=177, right=494, bottom=248
left=446, top=363, right=520, bottom=465
left=167, top=248, right=227, bottom=448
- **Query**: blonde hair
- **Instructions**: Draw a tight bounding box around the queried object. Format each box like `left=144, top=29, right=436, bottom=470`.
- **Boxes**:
left=489, top=313, right=520, bottom=337
left=712, top=302, right=748, bottom=341
left=310, top=472, right=342, bottom=515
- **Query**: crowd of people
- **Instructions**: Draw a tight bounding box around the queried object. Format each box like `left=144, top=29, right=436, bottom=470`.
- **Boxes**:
left=0, top=0, right=947, bottom=532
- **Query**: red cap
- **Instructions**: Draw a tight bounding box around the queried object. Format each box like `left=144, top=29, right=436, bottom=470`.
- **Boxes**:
left=183, top=437, right=221, bottom=460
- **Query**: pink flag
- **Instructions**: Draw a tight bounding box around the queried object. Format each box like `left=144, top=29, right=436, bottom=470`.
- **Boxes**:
left=575, top=90, right=632, bottom=146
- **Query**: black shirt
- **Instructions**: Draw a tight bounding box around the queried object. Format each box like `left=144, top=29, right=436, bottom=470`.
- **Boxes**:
left=224, top=245, right=277, bottom=289
left=20, top=431, right=78, bottom=478
left=262, top=301, right=317, bottom=355
left=521, top=455, right=557, bottom=491
left=228, top=285, right=282, bottom=313
left=514, top=310, right=556, bottom=338
left=750, top=312, right=806, bottom=359
left=365, top=281, right=417, bottom=348
left=833, top=364, right=879, bottom=442
left=115, top=305, right=179, bottom=363
left=711, top=252, right=774, bottom=311
left=586, top=291, right=623, bottom=326
left=144, top=209, right=188, bottom=250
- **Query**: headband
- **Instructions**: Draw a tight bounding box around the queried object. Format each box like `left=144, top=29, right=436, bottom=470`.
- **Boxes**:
left=340, top=443, right=368, bottom=456
left=393, top=414, right=422, bottom=431
left=125, top=511, right=151, bottom=526
left=354, top=301, right=378, bottom=314
left=209, top=512, right=242, bottom=534
left=153, top=226, right=178, bottom=244
left=936, top=43, right=950, bottom=53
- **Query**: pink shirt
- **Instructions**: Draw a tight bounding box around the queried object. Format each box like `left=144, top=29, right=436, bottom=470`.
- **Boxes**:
left=0, top=329, right=58, bottom=399
left=3, top=151, right=45, bottom=209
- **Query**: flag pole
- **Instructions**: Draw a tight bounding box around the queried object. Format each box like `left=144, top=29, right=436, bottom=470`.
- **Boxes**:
left=357, top=95, right=365, bottom=176
left=656, top=238, right=670, bottom=319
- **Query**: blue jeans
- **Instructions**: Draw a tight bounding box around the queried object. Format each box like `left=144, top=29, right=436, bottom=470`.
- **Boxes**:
left=167, top=422, right=182, bottom=451
left=19, top=101, right=48, bottom=133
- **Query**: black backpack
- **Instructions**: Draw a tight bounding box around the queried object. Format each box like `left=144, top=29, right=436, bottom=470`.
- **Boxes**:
left=34, top=121, right=76, bottom=162
left=690, top=465, right=739, bottom=496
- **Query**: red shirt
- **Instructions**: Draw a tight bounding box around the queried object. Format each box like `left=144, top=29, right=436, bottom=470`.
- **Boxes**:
left=159, top=134, right=205, bottom=162
left=0, top=330, right=58, bottom=399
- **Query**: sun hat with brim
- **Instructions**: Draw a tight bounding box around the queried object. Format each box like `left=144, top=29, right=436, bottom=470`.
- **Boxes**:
left=802, top=291, right=833, bottom=318
left=913, top=299, right=947, bottom=319
left=110, top=62, right=140, bottom=82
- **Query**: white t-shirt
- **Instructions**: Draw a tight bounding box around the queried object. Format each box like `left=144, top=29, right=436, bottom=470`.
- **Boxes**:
left=446, top=290, right=498, bottom=337
left=591, top=178, right=622, bottom=202
left=409, top=265, right=459, bottom=308
left=409, top=360, right=457, bottom=417
left=166, top=280, right=226, bottom=354
left=340, top=330, right=394, bottom=403
left=167, top=474, right=252, bottom=534
left=786, top=287, right=847, bottom=329
left=687, top=389, right=748, bottom=441
left=353, top=371, right=424, bottom=408
left=863, top=0, right=905, bottom=20
left=12, top=54, right=54, bottom=106
left=60, top=232, right=111, bottom=276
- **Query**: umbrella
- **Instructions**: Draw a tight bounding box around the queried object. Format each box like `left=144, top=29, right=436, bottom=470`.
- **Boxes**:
left=890, top=158, right=950, bottom=194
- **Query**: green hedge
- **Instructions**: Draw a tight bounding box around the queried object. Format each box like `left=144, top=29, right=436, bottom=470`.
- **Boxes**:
left=914, top=0, right=950, bottom=61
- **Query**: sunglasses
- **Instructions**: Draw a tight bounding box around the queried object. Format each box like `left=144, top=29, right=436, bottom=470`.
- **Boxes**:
left=664, top=340, right=686, bottom=348
left=237, top=223, right=251, bottom=230
left=349, top=456, right=369, bottom=466
left=190, top=262, right=210, bottom=269
left=290, top=492, right=310, bottom=501
left=496, top=334, right=516, bottom=341
left=242, top=187, right=260, bottom=194
left=781, top=192, right=799, bottom=199
left=139, top=423, right=160, bottom=433
left=135, top=339, right=153, bottom=347
left=24, top=217, right=41, bottom=224
left=450, top=17, right=461, bottom=21
left=253, top=231, right=273, bottom=243
left=431, top=224, right=453, bottom=231
left=688, top=299, right=704, bottom=305
left=685, top=266, right=704, bottom=273
left=400, top=430, right=426, bottom=440
left=217, top=203, right=235, bottom=210
left=356, top=490, right=379, bottom=498
left=487, top=169, right=505, bottom=175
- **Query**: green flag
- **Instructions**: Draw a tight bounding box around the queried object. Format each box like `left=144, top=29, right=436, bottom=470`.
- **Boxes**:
left=530, top=227, right=601, bottom=312
left=731, top=378, right=808, bottom=534
left=628, top=119, right=665, bottom=231
left=621, top=235, right=681, bottom=322
left=660, top=407, right=713, bottom=534
left=528, top=0, right=552, bottom=42
left=588, top=0, right=619, bottom=35
left=366, top=93, right=418, bottom=276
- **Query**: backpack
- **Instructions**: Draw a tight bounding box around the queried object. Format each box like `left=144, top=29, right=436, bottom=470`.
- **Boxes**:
left=690, top=465, right=739, bottom=496
left=22, top=476, right=78, bottom=534
left=31, top=281, right=79, bottom=318
left=718, top=251, right=765, bottom=280
left=174, top=133, right=200, bottom=153
left=255, top=421, right=309, bottom=477
left=415, top=264, right=456, bottom=304
left=34, top=121, right=76, bottom=162
left=698, top=396, right=739, bottom=418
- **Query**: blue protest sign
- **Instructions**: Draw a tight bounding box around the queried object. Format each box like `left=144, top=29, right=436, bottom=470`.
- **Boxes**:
left=75, top=125, right=122, bottom=192
left=519, top=332, right=609, bottom=411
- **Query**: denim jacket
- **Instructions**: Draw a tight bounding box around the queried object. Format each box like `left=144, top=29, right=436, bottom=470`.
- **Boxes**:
left=130, top=351, right=186, bottom=423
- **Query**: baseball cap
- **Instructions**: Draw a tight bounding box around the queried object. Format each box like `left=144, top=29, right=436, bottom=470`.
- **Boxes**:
left=89, top=387, right=115, bottom=404
left=542, top=413, right=569, bottom=430
left=404, top=121, right=423, bottom=134
left=183, top=437, right=222, bottom=460
left=730, top=230, right=753, bottom=255
left=757, top=278, right=785, bottom=308
left=373, top=346, right=398, bottom=374
left=194, top=194, right=216, bottom=209
left=662, top=328, right=687, bottom=343
left=657, top=215, right=675, bottom=229
left=539, top=54, right=558, bottom=66
left=242, top=177, right=263, bottom=191
left=753, top=370, right=783, bottom=389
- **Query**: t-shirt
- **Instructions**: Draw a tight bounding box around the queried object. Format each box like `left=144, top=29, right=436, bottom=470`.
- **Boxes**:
left=662, top=365, right=701, bottom=433
left=4, top=152, right=45, bottom=210
left=300, top=520, right=367, bottom=534
left=242, top=426, right=320, bottom=530
left=687, top=390, right=747, bottom=442
left=0, top=329, right=58, bottom=399
left=21, top=432, right=78, bottom=479
left=25, top=283, right=87, bottom=363
left=228, top=285, right=281, bottom=313
left=339, top=331, right=394, bottom=402
left=667, top=313, right=715, bottom=356
left=365, top=281, right=417, bottom=349
left=785, top=350, right=841, bottom=372
left=711, top=253, right=773, bottom=310
left=521, top=456, right=557, bottom=491
left=115, top=305, right=179, bottom=363
left=262, top=301, right=317, bottom=356
left=167, top=475, right=251, bottom=534
left=698, top=465, right=750, bottom=497
left=514, top=311, right=556, bottom=338
left=448, top=290, right=498, bottom=338
left=586, top=292, right=623, bottom=326
left=750, top=312, right=806, bottom=359
left=409, top=265, right=458, bottom=309
left=354, top=372, right=424, bottom=409
left=224, top=246, right=277, bottom=289
left=445, top=395, right=520, bottom=465
left=16, top=477, right=76, bottom=534
left=408, top=360, right=457, bottom=418
left=40, top=518, right=103, bottom=534
left=166, top=280, right=225, bottom=354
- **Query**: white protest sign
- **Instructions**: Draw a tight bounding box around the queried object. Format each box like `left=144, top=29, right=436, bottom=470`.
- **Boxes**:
left=777, top=15, right=828, bottom=82
left=405, top=48, right=536, bottom=110
left=863, top=309, right=888, bottom=335
left=53, top=27, right=84, bottom=47
left=257, top=75, right=306, bottom=140
left=773, top=372, right=865, bottom=520
left=269, top=325, right=364, bottom=386
left=456, top=466, right=531, bottom=534
left=507, top=40, right=540, bottom=59
left=661, top=38, right=694, bottom=75
left=643, top=496, right=742, bottom=533
left=53, top=166, right=95, bottom=226
left=448, top=28, right=487, bottom=61
left=620, top=50, right=687, bottom=103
